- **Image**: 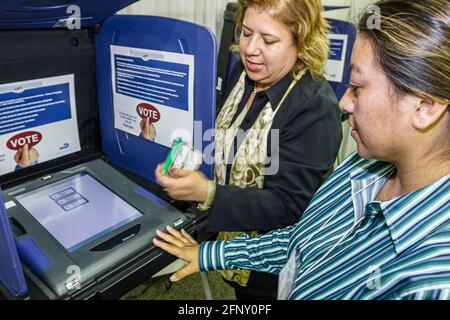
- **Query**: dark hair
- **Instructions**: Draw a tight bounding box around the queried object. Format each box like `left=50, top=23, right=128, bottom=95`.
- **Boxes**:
left=358, top=0, right=450, bottom=105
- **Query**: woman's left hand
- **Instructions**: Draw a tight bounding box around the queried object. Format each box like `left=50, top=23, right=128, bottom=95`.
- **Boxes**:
left=153, top=226, right=200, bottom=282
left=155, top=163, right=209, bottom=202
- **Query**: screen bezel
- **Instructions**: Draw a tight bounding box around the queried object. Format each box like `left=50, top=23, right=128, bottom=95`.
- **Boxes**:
left=8, top=167, right=147, bottom=253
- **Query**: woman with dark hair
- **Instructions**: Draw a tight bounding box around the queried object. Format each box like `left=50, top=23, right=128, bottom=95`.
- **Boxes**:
left=154, top=0, right=342, bottom=299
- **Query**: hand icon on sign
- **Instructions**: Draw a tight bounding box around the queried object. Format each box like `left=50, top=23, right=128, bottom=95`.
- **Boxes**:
left=140, top=117, right=157, bottom=141
left=14, top=143, right=39, bottom=170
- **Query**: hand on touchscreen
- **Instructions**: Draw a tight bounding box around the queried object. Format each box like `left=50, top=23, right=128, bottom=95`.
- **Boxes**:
left=153, top=226, right=200, bottom=282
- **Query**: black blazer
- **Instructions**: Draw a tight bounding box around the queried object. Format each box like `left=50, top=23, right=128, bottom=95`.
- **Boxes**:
left=208, top=63, right=342, bottom=232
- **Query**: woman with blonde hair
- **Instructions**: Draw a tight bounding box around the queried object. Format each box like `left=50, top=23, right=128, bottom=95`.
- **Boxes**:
left=155, top=0, right=342, bottom=299
left=154, top=0, right=450, bottom=300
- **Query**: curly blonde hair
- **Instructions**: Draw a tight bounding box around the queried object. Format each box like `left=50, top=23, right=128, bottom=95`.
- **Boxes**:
left=233, top=0, right=330, bottom=79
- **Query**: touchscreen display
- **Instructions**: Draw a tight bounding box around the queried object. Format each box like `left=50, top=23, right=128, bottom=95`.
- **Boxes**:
left=15, top=172, right=143, bottom=252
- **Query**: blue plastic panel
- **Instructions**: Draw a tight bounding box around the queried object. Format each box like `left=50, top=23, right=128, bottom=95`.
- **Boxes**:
left=16, top=236, right=52, bottom=275
left=327, top=18, right=356, bottom=100
left=0, top=188, right=28, bottom=298
left=0, top=0, right=137, bottom=29
left=96, top=15, right=217, bottom=182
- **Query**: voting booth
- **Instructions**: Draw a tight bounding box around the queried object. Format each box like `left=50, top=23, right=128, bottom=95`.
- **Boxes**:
left=0, top=0, right=216, bottom=299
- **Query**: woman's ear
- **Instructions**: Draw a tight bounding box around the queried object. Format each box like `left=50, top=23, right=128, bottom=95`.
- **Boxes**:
left=411, top=97, right=448, bottom=130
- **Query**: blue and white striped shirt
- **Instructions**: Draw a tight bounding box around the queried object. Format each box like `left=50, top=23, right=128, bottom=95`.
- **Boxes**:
left=199, top=153, right=450, bottom=299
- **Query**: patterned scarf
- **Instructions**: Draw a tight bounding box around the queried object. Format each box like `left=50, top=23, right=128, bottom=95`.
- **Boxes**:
left=214, top=70, right=302, bottom=286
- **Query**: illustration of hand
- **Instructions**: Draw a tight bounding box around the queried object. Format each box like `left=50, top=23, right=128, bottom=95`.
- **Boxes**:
left=14, top=144, right=39, bottom=168
left=140, top=117, right=156, bottom=140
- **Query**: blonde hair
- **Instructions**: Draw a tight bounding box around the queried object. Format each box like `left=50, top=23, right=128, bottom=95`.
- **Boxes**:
left=358, top=0, right=450, bottom=106
left=233, top=0, right=330, bottom=79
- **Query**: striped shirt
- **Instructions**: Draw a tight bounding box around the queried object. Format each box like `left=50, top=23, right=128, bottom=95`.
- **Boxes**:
left=199, top=153, right=450, bottom=300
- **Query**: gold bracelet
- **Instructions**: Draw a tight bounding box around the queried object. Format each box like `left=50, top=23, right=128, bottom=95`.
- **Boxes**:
left=197, top=180, right=216, bottom=211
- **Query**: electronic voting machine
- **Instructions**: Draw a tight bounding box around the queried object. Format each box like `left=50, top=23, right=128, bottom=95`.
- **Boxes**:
left=0, top=0, right=216, bottom=299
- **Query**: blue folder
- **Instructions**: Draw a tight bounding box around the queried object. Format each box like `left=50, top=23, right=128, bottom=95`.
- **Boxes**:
left=96, top=15, right=217, bottom=182
left=0, top=188, right=28, bottom=297
left=0, top=0, right=136, bottom=29
left=327, top=18, right=356, bottom=100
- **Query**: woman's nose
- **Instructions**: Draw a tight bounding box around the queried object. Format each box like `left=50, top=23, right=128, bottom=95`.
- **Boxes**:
left=339, top=88, right=354, bottom=114
left=244, top=36, right=261, bottom=56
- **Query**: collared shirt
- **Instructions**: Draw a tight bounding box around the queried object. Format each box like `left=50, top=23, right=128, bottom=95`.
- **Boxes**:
left=199, top=153, right=450, bottom=299
left=207, top=63, right=342, bottom=233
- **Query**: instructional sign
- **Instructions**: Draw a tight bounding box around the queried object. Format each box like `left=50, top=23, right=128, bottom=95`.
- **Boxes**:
left=325, top=34, right=348, bottom=83
left=0, top=74, right=81, bottom=175
left=110, top=45, right=194, bottom=147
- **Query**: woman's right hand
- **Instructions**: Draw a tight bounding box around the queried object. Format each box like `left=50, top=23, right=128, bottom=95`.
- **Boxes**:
left=154, top=163, right=209, bottom=202
left=153, top=226, right=200, bottom=282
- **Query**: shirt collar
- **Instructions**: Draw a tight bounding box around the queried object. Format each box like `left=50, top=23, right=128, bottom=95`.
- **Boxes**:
left=379, top=173, right=450, bottom=254
left=244, top=71, right=294, bottom=111
left=350, top=160, right=450, bottom=255
left=349, top=160, right=395, bottom=224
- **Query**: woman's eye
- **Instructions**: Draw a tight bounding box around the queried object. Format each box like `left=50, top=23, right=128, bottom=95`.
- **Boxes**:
left=242, top=32, right=251, bottom=37
left=348, top=83, right=361, bottom=94
left=263, top=38, right=277, bottom=46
